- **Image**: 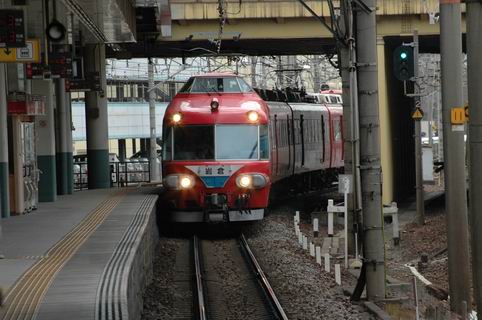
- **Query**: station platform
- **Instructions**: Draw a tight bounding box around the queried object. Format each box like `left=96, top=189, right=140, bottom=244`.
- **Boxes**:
left=0, top=187, right=159, bottom=320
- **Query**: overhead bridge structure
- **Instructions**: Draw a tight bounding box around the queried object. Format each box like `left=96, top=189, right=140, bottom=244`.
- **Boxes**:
left=113, top=0, right=461, bottom=204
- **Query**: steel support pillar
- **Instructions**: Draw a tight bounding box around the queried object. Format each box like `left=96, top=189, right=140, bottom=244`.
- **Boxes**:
left=66, top=90, right=73, bottom=194
left=467, top=0, right=482, bottom=316
left=0, top=63, right=9, bottom=217
left=33, top=79, right=57, bottom=202
left=377, top=37, right=394, bottom=205
left=356, top=0, right=386, bottom=300
left=55, top=79, right=69, bottom=195
left=85, top=44, right=110, bottom=189
left=440, top=0, right=471, bottom=313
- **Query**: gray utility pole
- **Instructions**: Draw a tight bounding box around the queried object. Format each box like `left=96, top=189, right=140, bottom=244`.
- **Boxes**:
left=339, top=0, right=360, bottom=255
left=467, top=0, right=482, bottom=316
left=413, top=31, right=425, bottom=225
left=356, top=0, right=385, bottom=300
left=440, top=0, right=471, bottom=314
left=148, top=58, right=159, bottom=182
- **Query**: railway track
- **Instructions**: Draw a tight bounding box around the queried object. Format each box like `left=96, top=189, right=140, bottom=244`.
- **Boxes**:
left=190, top=234, right=288, bottom=320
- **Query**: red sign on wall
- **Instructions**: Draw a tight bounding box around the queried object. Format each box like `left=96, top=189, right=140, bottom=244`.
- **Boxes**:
left=8, top=94, right=45, bottom=115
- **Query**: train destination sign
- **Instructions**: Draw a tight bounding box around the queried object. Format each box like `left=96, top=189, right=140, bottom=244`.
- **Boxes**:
left=0, top=10, right=25, bottom=48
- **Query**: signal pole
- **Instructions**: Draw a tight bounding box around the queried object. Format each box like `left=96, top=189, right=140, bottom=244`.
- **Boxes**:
left=440, top=0, right=471, bottom=314
left=413, top=31, right=425, bottom=225
left=467, top=0, right=482, bottom=316
left=356, top=0, right=386, bottom=300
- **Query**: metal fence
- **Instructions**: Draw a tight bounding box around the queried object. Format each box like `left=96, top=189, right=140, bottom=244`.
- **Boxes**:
left=74, top=160, right=151, bottom=190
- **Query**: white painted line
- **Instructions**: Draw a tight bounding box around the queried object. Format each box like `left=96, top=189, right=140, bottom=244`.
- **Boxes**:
left=302, top=235, right=308, bottom=250
left=310, top=242, right=315, bottom=257
left=298, top=232, right=303, bottom=246
left=324, top=253, right=330, bottom=273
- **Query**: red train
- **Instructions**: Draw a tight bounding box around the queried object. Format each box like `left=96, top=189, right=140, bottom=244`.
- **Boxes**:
left=161, top=73, right=344, bottom=222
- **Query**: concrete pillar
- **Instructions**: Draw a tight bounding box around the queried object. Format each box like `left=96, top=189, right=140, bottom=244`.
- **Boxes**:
left=66, top=90, right=73, bottom=194
left=132, top=138, right=137, bottom=154
left=84, top=44, right=110, bottom=189
left=118, top=139, right=126, bottom=162
left=55, top=79, right=69, bottom=195
left=0, top=63, right=9, bottom=217
left=33, top=79, right=57, bottom=202
left=377, top=37, right=394, bottom=205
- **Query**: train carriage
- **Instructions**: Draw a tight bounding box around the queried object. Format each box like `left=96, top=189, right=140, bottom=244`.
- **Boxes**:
left=161, top=73, right=344, bottom=223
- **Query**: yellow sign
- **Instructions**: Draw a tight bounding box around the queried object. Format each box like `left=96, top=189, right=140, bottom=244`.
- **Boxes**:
left=0, top=39, right=40, bottom=63
left=412, top=107, right=424, bottom=120
left=451, top=107, right=466, bottom=125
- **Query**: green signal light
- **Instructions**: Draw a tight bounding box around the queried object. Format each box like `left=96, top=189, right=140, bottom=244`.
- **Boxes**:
left=400, top=52, right=408, bottom=60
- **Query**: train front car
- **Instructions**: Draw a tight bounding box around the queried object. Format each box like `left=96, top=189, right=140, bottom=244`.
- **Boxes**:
left=161, top=73, right=271, bottom=223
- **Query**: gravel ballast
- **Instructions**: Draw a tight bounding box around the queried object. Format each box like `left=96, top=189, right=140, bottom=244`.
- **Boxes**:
left=142, top=207, right=374, bottom=320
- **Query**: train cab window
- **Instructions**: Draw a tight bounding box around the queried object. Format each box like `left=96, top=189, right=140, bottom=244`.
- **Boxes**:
left=162, top=127, right=173, bottom=160
left=173, top=126, right=215, bottom=160
left=216, top=125, right=259, bottom=160
left=179, top=78, right=194, bottom=93
left=188, top=77, right=243, bottom=93
left=237, top=78, right=254, bottom=93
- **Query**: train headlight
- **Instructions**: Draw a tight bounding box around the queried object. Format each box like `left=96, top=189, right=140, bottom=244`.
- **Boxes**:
left=180, top=176, right=194, bottom=189
left=236, top=174, right=267, bottom=189
left=172, top=113, right=182, bottom=124
left=210, top=98, right=219, bottom=111
left=164, top=174, right=195, bottom=190
left=237, top=175, right=252, bottom=188
left=247, top=111, right=259, bottom=122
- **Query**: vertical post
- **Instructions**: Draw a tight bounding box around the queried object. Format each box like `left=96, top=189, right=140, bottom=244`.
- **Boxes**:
left=0, top=63, right=9, bottom=217
left=413, top=31, right=425, bottom=225
left=356, top=0, right=386, bottom=300
left=55, top=79, right=69, bottom=195
left=118, top=139, right=126, bottom=162
left=344, top=191, right=348, bottom=269
left=340, top=0, right=357, bottom=255
left=439, top=0, right=472, bottom=313
left=148, top=59, right=159, bottom=182
left=65, top=88, right=73, bottom=194
left=250, top=56, right=257, bottom=87
left=85, top=43, right=110, bottom=189
left=33, top=79, right=57, bottom=201
left=467, top=0, right=482, bottom=316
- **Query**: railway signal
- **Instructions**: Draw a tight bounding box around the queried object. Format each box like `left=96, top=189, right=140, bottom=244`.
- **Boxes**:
left=393, top=45, right=414, bottom=81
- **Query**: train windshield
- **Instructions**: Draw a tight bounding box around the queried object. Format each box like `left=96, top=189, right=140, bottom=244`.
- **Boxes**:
left=179, top=77, right=253, bottom=93
left=216, top=125, right=259, bottom=160
left=164, top=125, right=269, bottom=161
left=171, top=126, right=215, bottom=160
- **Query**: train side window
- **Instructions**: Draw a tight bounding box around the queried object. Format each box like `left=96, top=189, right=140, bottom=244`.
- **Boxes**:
left=260, top=125, right=269, bottom=159
left=334, top=119, right=342, bottom=142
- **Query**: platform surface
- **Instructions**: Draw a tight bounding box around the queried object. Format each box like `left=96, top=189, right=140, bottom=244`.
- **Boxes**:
left=0, top=187, right=159, bottom=320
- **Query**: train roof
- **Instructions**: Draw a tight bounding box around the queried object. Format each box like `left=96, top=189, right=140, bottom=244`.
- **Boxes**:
left=192, top=72, right=237, bottom=78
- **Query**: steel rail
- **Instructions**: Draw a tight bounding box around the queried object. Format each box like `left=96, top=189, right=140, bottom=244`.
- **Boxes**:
left=239, top=234, right=289, bottom=320
left=193, top=235, right=207, bottom=320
